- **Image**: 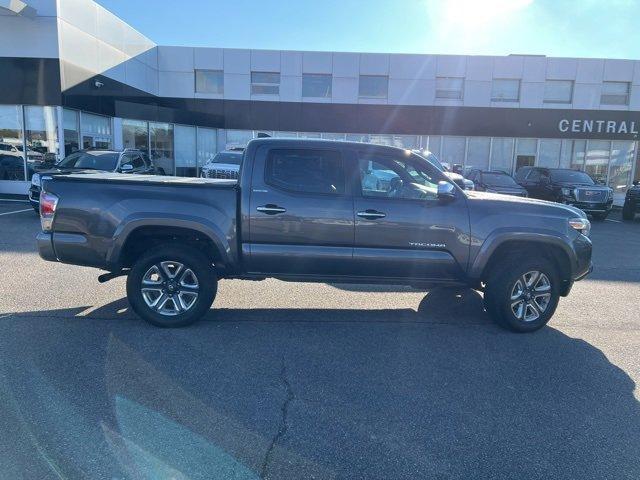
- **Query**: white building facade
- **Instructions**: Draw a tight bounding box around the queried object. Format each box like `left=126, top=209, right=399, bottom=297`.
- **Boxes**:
left=1, top=0, right=639, bottom=204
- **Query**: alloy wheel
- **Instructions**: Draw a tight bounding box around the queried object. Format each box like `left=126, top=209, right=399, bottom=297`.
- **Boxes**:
left=140, top=261, right=200, bottom=316
left=509, top=271, right=552, bottom=322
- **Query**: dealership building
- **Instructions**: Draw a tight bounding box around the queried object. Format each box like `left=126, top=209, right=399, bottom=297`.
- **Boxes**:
left=1, top=0, right=639, bottom=204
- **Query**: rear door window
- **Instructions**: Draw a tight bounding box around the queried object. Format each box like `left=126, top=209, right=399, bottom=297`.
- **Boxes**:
left=265, top=149, right=345, bottom=195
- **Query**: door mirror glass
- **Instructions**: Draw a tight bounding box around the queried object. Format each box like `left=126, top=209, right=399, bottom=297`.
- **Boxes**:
left=120, top=163, right=134, bottom=172
left=437, top=181, right=456, bottom=200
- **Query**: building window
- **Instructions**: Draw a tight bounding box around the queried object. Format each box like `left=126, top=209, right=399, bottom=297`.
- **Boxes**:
left=196, top=127, right=217, bottom=176
left=302, top=74, right=332, bottom=98
left=585, top=140, right=610, bottom=184
left=0, top=105, right=25, bottom=181
left=466, top=137, right=490, bottom=170
left=544, top=80, right=573, bottom=103
left=441, top=136, right=466, bottom=169
left=490, top=138, right=515, bottom=173
left=359, top=75, right=389, bottom=99
left=122, top=119, right=149, bottom=153
left=174, top=125, right=197, bottom=177
left=436, top=77, right=464, bottom=100
left=24, top=106, right=59, bottom=180
left=81, top=112, right=112, bottom=149
left=149, top=122, right=174, bottom=175
left=195, top=70, right=224, bottom=94
left=63, top=109, right=80, bottom=157
left=601, top=81, right=630, bottom=105
left=491, top=79, right=520, bottom=102
left=251, top=72, right=280, bottom=95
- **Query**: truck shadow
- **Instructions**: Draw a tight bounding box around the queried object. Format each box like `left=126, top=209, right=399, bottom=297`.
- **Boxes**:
left=1, top=291, right=639, bottom=478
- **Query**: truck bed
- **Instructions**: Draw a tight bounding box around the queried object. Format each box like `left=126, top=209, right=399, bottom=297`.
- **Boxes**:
left=40, top=172, right=240, bottom=271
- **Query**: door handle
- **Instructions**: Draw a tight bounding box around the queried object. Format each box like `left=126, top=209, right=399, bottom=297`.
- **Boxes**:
left=357, top=209, right=386, bottom=219
left=257, top=204, right=287, bottom=215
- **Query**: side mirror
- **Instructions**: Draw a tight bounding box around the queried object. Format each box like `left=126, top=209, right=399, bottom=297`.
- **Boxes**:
left=119, top=164, right=133, bottom=173
left=633, top=180, right=640, bottom=186
left=437, top=181, right=456, bottom=201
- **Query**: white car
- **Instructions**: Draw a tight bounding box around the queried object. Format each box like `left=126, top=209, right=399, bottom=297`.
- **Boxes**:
left=200, top=151, right=243, bottom=180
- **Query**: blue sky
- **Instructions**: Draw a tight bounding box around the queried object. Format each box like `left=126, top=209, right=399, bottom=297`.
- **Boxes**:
left=96, top=0, right=640, bottom=59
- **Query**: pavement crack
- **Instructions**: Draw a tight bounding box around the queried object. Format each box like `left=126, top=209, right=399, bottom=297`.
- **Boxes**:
left=260, top=360, right=295, bottom=480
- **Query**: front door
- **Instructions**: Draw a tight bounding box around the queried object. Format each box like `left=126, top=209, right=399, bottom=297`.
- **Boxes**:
left=352, top=150, right=470, bottom=281
left=246, top=145, right=355, bottom=276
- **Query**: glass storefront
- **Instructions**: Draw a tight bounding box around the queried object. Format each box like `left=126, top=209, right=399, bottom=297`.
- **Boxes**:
left=1, top=104, right=638, bottom=203
left=0, top=105, right=25, bottom=181
left=24, top=106, right=59, bottom=180
left=122, top=119, right=149, bottom=153
left=174, top=125, right=196, bottom=177
left=63, top=109, right=80, bottom=157
left=82, top=112, right=112, bottom=149
left=149, top=122, right=174, bottom=175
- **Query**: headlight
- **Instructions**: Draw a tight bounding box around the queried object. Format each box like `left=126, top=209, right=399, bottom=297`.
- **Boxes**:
left=31, top=173, right=41, bottom=187
left=561, top=187, right=571, bottom=197
left=568, top=217, right=591, bottom=237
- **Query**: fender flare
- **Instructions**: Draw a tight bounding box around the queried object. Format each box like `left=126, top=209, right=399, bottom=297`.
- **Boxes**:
left=468, top=229, right=577, bottom=281
left=105, top=214, right=232, bottom=269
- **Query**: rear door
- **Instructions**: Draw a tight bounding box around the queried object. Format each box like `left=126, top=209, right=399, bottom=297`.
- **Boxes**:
left=352, top=150, right=470, bottom=281
left=246, top=145, right=355, bottom=276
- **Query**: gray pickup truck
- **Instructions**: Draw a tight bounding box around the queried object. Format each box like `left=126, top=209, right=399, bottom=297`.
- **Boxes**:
left=37, top=138, right=593, bottom=332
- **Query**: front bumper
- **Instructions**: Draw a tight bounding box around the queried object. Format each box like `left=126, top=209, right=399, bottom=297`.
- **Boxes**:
left=566, top=199, right=613, bottom=214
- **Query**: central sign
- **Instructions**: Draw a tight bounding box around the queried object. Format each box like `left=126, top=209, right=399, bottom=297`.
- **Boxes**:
left=558, top=119, right=639, bottom=135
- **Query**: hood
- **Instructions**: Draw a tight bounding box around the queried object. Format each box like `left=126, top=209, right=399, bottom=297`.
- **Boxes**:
left=485, top=186, right=527, bottom=194
left=466, top=190, right=585, bottom=218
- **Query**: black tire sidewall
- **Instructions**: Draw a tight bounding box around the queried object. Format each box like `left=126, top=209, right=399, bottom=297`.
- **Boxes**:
left=126, top=245, right=217, bottom=327
left=486, top=259, right=560, bottom=333
left=622, top=203, right=635, bottom=221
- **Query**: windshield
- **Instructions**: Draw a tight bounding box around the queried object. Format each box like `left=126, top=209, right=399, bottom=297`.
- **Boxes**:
left=56, top=151, right=120, bottom=170
left=550, top=169, right=595, bottom=184
left=415, top=151, right=445, bottom=172
left=211, top=152, right=242, bottom=166
left=482, top=172, right=519, bottom=187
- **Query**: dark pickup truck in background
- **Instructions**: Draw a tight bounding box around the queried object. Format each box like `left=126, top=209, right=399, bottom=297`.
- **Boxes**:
left=37, top=139, right=593, bottom=332
left=622, top=180, right=640, bottom=221
left=515, top=166, right=614, bottom=220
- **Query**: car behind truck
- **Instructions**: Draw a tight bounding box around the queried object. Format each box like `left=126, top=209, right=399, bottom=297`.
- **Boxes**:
left=37, top=139, right=593, bottom=332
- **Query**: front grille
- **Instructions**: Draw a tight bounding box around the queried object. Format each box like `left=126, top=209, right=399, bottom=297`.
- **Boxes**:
left=628, top=188, right=640, bottom=199
left=205, top=169, right=239, bottom=180
left=575, top=188, right=607, bottom=203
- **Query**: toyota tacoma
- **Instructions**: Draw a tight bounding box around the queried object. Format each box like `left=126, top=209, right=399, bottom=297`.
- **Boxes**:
left=37, top=139, right=593, bottom=332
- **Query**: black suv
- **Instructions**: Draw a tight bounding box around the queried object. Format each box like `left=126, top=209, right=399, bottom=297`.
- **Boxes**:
left=465, top=169, right=528, bottom=197
left=29, top=149, right=163, bottom=213
left=622, top=180, right=640, bottom=221
left=515, top=167, right=613, bottom=220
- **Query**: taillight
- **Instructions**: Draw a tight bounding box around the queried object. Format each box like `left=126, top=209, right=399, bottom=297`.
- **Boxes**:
left=40, top=191, right=59, bottom=232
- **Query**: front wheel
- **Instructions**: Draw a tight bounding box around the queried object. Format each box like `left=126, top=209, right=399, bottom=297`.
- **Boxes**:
left=127, top=245, right=217, bottom=327
left=484, top=257, right=560, bottom=333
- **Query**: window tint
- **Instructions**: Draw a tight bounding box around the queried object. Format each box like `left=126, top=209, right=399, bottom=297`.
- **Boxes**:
left=195, top=70, right=224, bottom=94
left=491, top=79, right=520, bottom=102
left=359, top=75, right=389, bottom=98
left=302, top=74, right=332, bottom=98
left=57, top=151, right=119, bottom=170
left=526, top=168, right=548, bottom=182
left=359, top=154, right=439, bottom=200
left=265, top=149, right=344, bottom=194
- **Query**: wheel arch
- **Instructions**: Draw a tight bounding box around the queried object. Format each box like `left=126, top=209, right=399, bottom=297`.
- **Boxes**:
left=471, top=232, right=576, bottom=296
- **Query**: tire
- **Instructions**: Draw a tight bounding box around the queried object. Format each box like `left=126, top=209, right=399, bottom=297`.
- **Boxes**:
left=591, top=212, right=608, bottom=221
left=622, top=202, right=635, bottom=221
left=126, top=244, right=217, bottom=327
left=483, top=255, right=560, bottom=333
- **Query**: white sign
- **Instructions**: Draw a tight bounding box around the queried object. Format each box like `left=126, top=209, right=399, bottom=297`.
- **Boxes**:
left=558, top=119, right=639, bottom=135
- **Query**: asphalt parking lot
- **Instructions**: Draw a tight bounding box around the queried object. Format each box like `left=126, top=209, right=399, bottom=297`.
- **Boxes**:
left=1, top=201, right=639, bottom=480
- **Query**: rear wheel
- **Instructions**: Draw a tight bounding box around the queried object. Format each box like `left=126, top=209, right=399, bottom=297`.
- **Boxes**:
left=484, top=256, right=560, bottom=333
left=126, top=245, right=217, bottom=327
left=622, top=202, right=635, bottom=221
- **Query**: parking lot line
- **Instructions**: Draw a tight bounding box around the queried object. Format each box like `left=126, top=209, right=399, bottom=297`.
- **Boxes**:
left=0, top=208, right=33, bottom=217
left=605, top=218, right=622, bottom=223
